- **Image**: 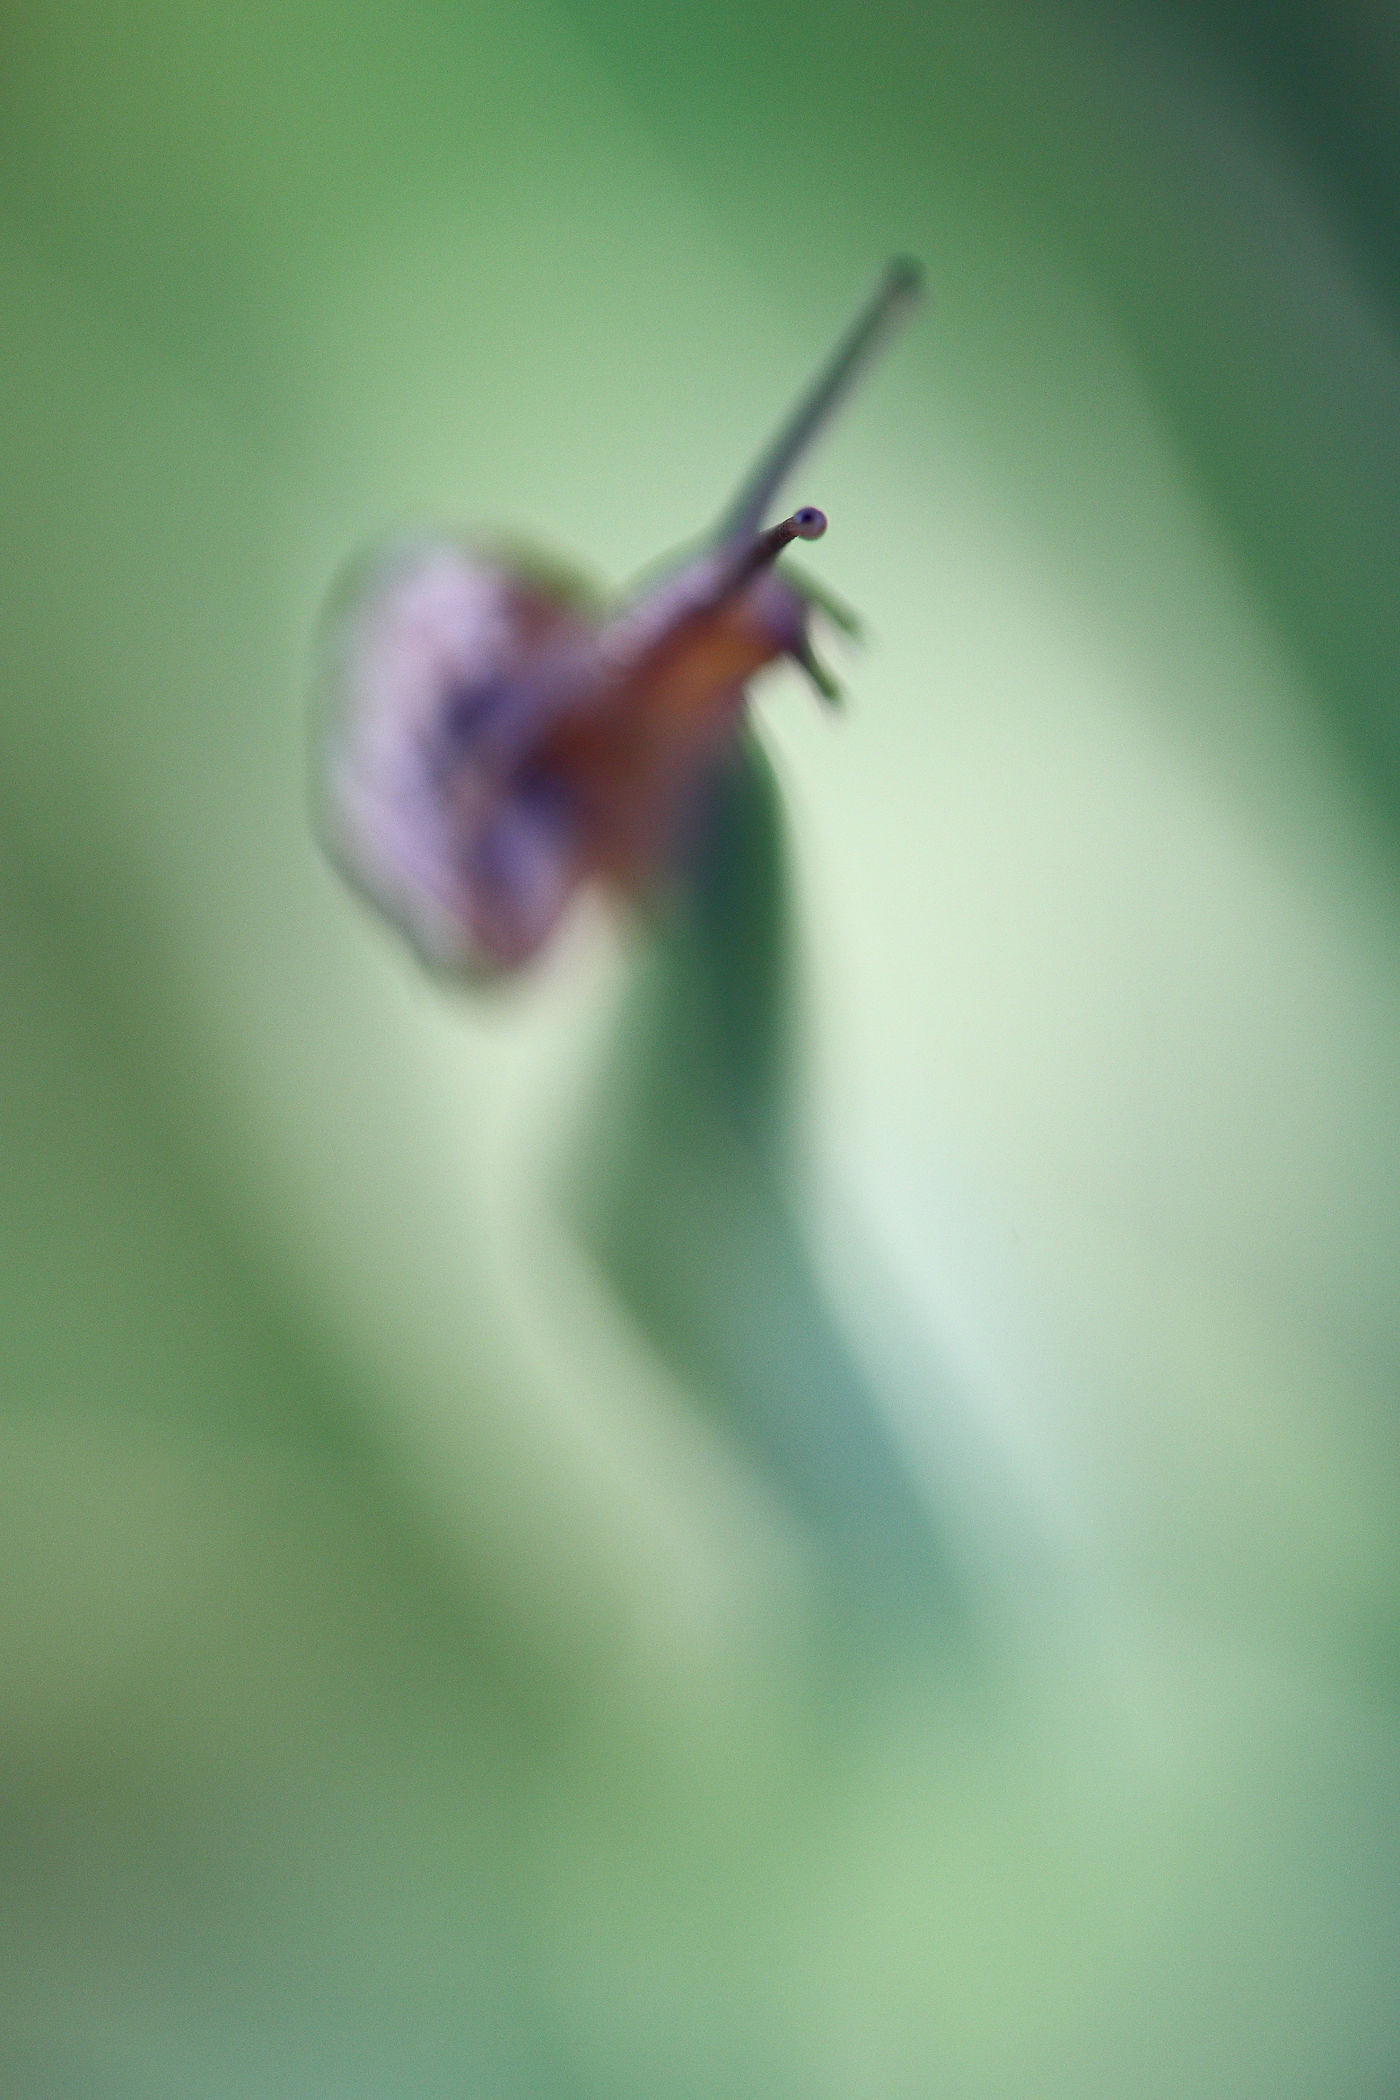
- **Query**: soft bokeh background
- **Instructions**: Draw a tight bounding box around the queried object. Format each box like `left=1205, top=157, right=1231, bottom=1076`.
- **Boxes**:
left=3, top=1, right=1400, bottom=2092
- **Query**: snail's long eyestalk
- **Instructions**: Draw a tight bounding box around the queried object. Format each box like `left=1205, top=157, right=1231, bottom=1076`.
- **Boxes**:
left=727, top=505, right=828, bottom=591
left=714, top=259, right=922, bottom=547
left=597, top=507, right=829, bottom=689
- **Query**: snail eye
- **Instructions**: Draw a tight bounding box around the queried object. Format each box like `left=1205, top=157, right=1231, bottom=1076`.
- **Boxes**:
left=790, top=506, right=828, bottom=540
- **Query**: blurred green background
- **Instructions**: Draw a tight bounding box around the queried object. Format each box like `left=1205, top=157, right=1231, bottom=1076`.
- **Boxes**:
left=3, top=0, right=1400, bottom=2092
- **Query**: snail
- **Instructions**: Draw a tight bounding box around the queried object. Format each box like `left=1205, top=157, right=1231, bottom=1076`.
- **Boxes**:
left=315, top=259, right=921, bottom=975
